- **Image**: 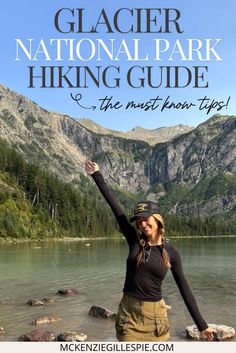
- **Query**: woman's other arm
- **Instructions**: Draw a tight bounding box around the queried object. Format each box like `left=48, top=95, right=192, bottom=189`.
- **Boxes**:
left=169, top=245, right=216, bottom=340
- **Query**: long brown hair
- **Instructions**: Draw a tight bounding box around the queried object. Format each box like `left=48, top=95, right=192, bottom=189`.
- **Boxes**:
left=136, top=216, right=171, bottom=269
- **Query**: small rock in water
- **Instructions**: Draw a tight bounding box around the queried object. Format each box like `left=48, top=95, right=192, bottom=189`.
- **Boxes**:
left=27, top=299, right=44, bottom=306
left=19, top=329, right=56, bottom=341
left=0, top=327, right=4, bottom=334
left=0, top=299, right=15, bottom=305
left=186, top=324, right=235, bottom=341
left=42, top=297, right=56, bottom=303
left=32, top=316, right=61, bottom=325
left=89, top=305, right=117, bottom=320
left=57, top=289, right=79, bottom=296
left=57, top=331, right=88, bottom=342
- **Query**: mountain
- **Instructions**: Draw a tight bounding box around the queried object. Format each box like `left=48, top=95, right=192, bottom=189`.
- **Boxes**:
left=78, top=118, right=193, bottom=145
left=147, top=115, right=236, bottom=216
left=0, top=84, right=150, bottom=192
left=0, top=84, right=236, bottom=220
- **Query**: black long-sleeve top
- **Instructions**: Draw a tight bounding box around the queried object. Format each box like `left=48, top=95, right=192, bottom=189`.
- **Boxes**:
left=92, top=171, right=208, bottom=331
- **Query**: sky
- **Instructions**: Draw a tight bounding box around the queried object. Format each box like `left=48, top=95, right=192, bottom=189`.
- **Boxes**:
left=1, top=0, right=236, bottom=131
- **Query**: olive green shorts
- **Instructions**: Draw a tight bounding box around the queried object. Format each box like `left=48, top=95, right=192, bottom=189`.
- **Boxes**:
left=116, top=293, right=170, bottom=341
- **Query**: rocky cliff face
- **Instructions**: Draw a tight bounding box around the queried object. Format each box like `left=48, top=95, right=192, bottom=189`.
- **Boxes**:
left=148, top=115, right=236, bottom=186
left=146, top=115, right=236, bottom=215
left=0, top=84, right=150, bottom=192
left=0, top=84, right=235, bottom=216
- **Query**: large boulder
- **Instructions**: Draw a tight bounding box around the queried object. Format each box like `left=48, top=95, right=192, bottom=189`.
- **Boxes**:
left=57, top=331, right=87, bottom=342
left=89, top=305, right=116, bottom=320
left=32, top=316, right=61, bottom=325
left=19, top=329, right=56, bottom=341
left=186, top=324, right=235, bottom=341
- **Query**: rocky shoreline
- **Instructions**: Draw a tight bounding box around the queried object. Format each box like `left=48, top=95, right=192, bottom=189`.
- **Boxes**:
left=0, top=288, right=235, bottom=342
left=0, top=234, right=236, bottom=244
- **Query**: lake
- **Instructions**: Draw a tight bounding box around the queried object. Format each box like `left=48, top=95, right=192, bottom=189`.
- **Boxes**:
left=0, top=237, right=235, bottom=341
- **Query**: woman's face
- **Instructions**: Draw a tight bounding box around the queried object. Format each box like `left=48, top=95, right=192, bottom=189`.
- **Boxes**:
left=136, top=216, right=158, bottom=238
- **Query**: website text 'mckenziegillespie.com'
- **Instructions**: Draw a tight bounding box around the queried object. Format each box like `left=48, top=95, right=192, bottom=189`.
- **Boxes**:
left=60, top=342, right=174, bottom=352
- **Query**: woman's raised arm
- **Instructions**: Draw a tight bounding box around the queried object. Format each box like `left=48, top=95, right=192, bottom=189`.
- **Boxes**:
left=85, top=160, right=137, bottom=245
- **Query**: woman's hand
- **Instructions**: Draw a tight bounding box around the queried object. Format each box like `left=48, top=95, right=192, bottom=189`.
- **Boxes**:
left=85, top=160, right=99, bottom=175
left=200, top=326, right=217, bottom=341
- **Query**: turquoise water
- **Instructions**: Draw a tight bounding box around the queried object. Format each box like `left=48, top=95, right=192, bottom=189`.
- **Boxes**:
left=0, top=237, right=235, bottom=341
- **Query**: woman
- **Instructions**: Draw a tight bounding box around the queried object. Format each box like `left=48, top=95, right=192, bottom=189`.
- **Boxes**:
left=85, top=160, right=216, bottom=341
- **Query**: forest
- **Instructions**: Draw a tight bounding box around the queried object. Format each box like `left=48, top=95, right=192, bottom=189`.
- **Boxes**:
left=0, top=138, right=235, bottom=239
